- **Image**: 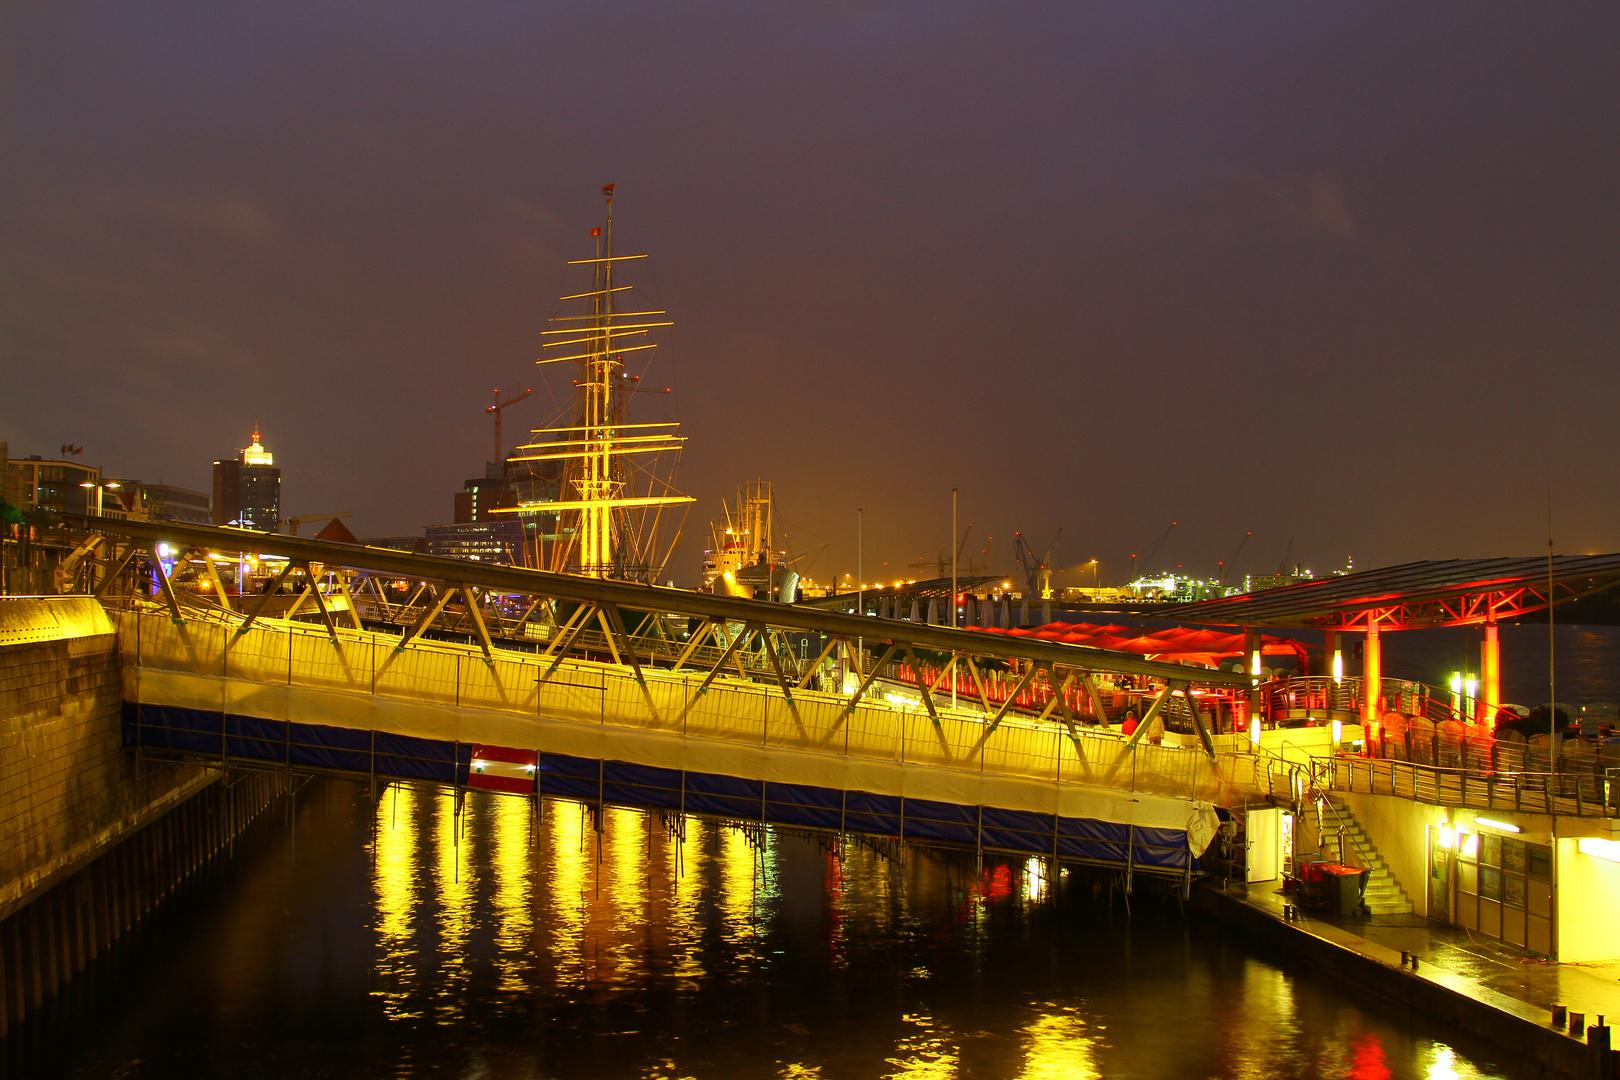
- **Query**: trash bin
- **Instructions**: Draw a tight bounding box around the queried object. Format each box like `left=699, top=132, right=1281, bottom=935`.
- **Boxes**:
left=1322, top=864, right=1366, bottom=916
left=1297, top=859, right=1328, bottom=909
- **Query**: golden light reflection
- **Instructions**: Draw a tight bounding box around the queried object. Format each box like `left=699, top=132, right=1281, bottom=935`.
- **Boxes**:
left=1428, top=1046, right=1461, bottom=1080
left=882, top=1011, right=959, bottom=1079
left=603, top=805, right=649, bottom=981
left=543, top=798, right=590, bottom=986
left=488, top=793, right=535, bottom=992
left=1016, top=1007, right=1098, bottom=1080
left=1022, top=858, right=1048, bottom=904
left=718, top=826, right=762, bottom=950
left=432, top=791, right=472, bottom=1008
left=371, top=783, right=421, bottom=1018
left=1214, top=957, right=1302, bottom=1079
left=664, top=815, right=706, bottom=987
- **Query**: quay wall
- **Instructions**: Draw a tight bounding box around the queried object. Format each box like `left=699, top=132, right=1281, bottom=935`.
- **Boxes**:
left=0, top=596, right=276, bottom=1037
left=1194, top=884, right=1610, bottom=1080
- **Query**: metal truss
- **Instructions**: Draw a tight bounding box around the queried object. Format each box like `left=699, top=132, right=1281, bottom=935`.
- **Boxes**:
left=61, top=515, right=1250, bottom=741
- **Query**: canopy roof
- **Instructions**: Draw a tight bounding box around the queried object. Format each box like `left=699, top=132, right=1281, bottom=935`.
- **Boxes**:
left=1155, top=554, right=1620, bottom=630
left=965, top=621, right=1306, bottom=669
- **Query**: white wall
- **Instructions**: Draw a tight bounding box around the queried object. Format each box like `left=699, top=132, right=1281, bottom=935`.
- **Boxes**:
left=1556, top=839, right=1620, bottom=962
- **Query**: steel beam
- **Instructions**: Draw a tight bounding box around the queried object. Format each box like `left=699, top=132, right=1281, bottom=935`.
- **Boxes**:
left=1123, top=683, right=1177, bottom=752
left=796, top=634, right=840, bottom=690
left=904, top=647, right=941, bottom=726
left=60, top=515, right=1249, bottom=687
left=675, top=626, right=755, bottom=726
left=843, top=642, right=899, bottom=716
left=234, top=560, right=300, bottom=637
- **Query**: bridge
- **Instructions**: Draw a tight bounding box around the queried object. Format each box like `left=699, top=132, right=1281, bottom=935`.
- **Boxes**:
left=48, top=515, right=1301, bottom=889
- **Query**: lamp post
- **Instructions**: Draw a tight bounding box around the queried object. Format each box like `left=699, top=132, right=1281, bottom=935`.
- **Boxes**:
left=78, top=479, right=120, bottom=516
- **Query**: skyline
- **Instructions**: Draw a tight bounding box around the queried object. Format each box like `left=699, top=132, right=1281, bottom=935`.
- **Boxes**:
left=4, top=3, right=1619, bottom=585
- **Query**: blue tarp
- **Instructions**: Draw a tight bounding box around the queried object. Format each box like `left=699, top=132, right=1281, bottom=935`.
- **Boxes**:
left=124, top=702, right=1191, bottom=869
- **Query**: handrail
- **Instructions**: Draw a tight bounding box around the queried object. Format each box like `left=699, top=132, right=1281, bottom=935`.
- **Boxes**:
left=1323, top=753, right=1617, bottom=818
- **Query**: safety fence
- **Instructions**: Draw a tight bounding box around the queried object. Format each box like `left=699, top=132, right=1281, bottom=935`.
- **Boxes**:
left=1323, top=755, right=1618, bottom=817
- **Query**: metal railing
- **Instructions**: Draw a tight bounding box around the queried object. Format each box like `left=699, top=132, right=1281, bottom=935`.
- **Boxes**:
left=1322, top=754, right=1618, bottom=817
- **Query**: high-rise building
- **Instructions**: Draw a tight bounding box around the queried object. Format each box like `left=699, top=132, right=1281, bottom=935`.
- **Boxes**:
left=213, top=429, right=281, bottom=530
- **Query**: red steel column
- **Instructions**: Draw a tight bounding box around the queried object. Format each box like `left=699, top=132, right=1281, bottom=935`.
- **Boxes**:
left=1481, top=619, right=1500, bottom=725
left=1363, top=620, right=1382, bottom=725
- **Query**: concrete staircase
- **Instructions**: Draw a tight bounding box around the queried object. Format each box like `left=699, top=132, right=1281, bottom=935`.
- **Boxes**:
left=1319, top=795, right=1415, bottom=916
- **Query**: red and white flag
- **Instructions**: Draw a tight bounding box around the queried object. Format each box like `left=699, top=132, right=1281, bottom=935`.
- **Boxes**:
left=468, top=744, right=537, bottom=794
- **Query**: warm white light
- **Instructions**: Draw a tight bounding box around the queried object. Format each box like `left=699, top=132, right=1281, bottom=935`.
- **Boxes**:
left=1578, top=838, right=1620, bottom=864
left=1474, top=816, right=1521, bottom=834
left=1249, top=716, right=1261, bottom=744
left=1438, top=824, right=1455, bottom=849
left=1449, top=673, right=1462, bottom=695
left=1331, top=652, right=1343, bottom=683
left=1330, top=719, right=1342, bottom=746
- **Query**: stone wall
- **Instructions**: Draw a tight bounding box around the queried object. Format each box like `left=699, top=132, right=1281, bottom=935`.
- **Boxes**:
left=0, top=597, right=208, bottom=920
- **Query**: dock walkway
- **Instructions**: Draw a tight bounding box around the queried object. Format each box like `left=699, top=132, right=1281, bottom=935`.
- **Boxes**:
left=1198, top=881, right=1620, bottom=1078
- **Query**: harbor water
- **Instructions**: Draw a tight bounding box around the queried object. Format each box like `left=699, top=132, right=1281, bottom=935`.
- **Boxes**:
left=10, top=781, right=1513, bottom=1079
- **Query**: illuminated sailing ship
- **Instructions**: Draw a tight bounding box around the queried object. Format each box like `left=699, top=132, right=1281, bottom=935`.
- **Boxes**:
left=497, top=186, right=693, bottom=581
left=700, top=480, right=799, bottom=601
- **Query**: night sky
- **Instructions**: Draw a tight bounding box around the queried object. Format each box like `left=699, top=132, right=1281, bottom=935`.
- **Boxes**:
left=4, top=3, right=1618, bottom=587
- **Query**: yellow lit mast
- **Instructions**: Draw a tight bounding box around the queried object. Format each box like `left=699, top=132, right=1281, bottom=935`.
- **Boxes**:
left=501, top=184, right=693, bottom=580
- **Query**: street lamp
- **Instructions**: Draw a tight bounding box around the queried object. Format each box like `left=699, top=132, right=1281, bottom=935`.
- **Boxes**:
left=78, top=479, right=120, bottom=515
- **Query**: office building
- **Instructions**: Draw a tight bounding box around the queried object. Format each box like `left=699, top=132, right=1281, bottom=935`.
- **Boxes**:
left=213, top=429, right=281, bottom=530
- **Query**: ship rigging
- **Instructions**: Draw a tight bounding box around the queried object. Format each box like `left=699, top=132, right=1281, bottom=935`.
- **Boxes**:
left=497, top=185, right=693, bottom=581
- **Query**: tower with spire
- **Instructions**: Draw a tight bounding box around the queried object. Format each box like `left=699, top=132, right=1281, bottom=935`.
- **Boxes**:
left=212, top=425, right=281, bottom=529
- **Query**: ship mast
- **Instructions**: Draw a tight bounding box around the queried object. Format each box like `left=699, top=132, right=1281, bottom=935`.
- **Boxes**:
left=500, top=184, right=693, bottom=580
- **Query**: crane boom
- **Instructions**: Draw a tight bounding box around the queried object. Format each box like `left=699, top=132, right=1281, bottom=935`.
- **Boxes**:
left=1137, top=521, right=1177, bottom=575
left=486, top=387, right=533, bottom=464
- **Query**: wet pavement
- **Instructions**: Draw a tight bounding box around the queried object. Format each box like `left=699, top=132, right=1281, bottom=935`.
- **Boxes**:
left=1232, top=881, right=1620, bottom=1025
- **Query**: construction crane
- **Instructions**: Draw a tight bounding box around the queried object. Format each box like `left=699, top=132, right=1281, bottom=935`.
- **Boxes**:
left=486, top=387, right=533, bottom=464
left=283, top=513, right=351, bottom=537
left=909, top=523, right=977, bottom=578
left=1277, top=537, right=1295, bottom=576
left=1013, top=528, right=1062, bottom=599
left=1219, top=531, right=1252, bottom=586
left=1131, top=521, right=1177, bottom=579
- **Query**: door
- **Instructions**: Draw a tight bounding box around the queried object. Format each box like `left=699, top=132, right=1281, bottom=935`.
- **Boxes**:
left=1247, top=808, right=1281, bottom=883
left=1427, top=825, right=1452, bottom=922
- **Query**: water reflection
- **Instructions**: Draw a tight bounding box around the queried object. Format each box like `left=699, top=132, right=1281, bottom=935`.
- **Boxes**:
left=21, top=783, right=1517, bottom=1079
left=884, top=1011, right=958, bottom=1078
left=353, top=791, right=1514, bottom=1078
left=1017, top=1007, right=1099, bottom=1080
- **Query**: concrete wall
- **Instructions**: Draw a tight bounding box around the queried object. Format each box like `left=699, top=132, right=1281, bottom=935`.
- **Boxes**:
left=0, top=596, right=210, bottom=920
left=1338, top=790, right=1451, bottom=908
left=1556, top=839, right=1620, bottom=963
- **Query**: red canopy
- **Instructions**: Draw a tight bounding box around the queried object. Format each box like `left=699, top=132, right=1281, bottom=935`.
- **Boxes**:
left=965, top=621, right=1308, bottom=669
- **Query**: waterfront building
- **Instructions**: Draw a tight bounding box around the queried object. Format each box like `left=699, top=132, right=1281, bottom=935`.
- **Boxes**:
left=137, top=483, right=211, bottom=524
left=425, top=519, right=525, bottom=563
left=212, top=429, right=281, bottom=530
left=3, top=452, right=101, bottom=516
left=454, top=463, right=518, bottom=523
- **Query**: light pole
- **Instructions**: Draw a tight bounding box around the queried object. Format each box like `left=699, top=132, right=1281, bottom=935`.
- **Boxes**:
left=951, top=488, right=958, bottom=711
left=79, top=479, right=120, bottom=516
left=856, top=508, right=864, bottom=694
left=951, top=489, right=958, bottom=628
